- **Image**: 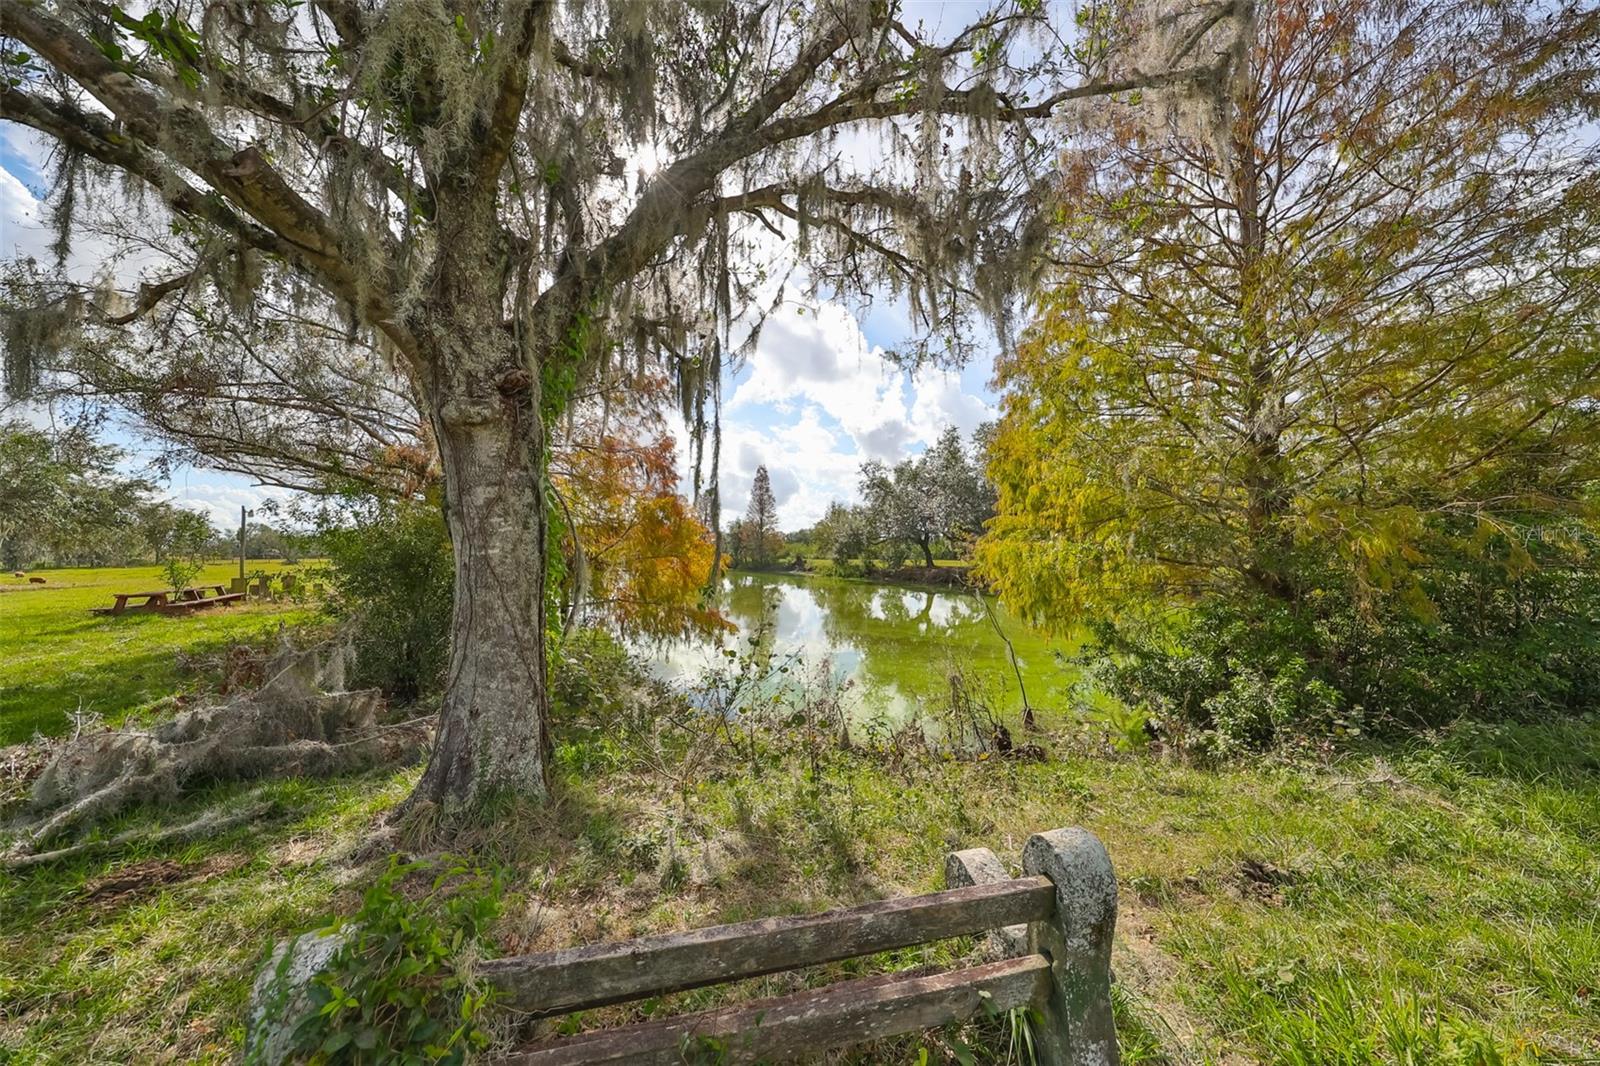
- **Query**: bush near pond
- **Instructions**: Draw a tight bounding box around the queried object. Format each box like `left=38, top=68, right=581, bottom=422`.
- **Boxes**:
left=1085, top=559, right=1600, bottom=755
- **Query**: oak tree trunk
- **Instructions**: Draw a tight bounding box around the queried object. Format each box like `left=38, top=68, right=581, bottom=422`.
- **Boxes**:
left=406, top=194, right=554, bottom=813
left=411, top=398, right=552, bottom=812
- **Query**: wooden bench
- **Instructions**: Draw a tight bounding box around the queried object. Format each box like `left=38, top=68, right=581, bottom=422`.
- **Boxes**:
left=92, top=585, right=239, bottom=616
left=482, top=827, right=1119, bottom=1066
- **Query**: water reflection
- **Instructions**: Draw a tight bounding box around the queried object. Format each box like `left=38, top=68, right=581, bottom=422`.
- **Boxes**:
left=637, top=572, right=1083, bottom=722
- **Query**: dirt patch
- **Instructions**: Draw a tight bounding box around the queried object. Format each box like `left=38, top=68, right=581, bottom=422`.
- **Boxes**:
left=1232, top=857, right=1304, bottom=905
left=268, top=836, right=331, bottom=868
left=81, top=854, right=247, bottom=908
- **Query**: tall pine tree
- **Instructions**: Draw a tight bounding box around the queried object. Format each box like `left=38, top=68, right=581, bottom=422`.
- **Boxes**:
left=735, top=466, right=783, bottom=570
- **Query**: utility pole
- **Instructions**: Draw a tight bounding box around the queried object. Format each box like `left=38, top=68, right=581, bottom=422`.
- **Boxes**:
left=239, top=504, right=247, bottom=582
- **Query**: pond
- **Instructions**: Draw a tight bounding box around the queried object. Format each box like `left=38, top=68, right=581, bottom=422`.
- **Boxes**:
left=638, top=570, right=1092, bottom=725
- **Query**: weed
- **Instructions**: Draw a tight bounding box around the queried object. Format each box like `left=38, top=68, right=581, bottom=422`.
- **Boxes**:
left=278, top=856, right=503, bottom=1065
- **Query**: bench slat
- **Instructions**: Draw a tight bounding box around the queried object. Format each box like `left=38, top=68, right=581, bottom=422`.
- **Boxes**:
left=497, top=953, right=1053, bottom=1066
left=482, top=876, right=1053, bottom=1015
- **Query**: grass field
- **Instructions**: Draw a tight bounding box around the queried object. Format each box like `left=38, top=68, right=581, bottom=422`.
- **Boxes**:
left=0, top=562, right=319, bottom=744
left=3, top=714, right=1596, bottom=1064
left=2, top=569, right=1597, bottom=1064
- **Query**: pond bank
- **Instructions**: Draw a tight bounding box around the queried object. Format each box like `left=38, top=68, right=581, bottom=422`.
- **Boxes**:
left=6, top=699, right=1595, bottom=1063
left=740, top=560, right=978, bottom=590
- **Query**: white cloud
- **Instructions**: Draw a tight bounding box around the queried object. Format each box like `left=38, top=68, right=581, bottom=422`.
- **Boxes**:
left=0, top=162, right=48, bottom=262
left=161, top=471, right=296, bottom=532
left=717, top=407, right=863, bottom=529
left=716, top=296, right=997, bottom=529
left=908, top=369, right=993, bottom=443
left=731, top=299, right=915, bottom=462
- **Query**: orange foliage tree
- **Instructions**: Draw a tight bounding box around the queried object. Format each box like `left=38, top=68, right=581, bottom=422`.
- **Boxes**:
left=551, top=378, right=726, bottom=640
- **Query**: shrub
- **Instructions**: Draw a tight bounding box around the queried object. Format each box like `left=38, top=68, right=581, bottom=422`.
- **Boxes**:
left=551, top=626, right=639, bottom=723
left=1085, top=560, right=1600, bottom=753
left=314, top=492, right=454, bottom=700
left=151, top=506, right=213, bottom=592
left=286, top=857, right=502, bottom=1065
left=161, top=555, right=206, bottom=596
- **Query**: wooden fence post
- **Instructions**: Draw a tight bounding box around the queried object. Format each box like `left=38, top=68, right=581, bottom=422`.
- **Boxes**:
left=1022, top=827, right=1119, bottom=1066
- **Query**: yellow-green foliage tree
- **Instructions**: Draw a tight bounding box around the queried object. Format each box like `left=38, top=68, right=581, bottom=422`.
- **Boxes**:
left=980, top=0, right=1600, bottom=742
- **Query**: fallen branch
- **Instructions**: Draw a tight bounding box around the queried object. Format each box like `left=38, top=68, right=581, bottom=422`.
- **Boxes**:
left=4, top=798, right=283, bottom=869
left=3, top=637, right=431, bottom=860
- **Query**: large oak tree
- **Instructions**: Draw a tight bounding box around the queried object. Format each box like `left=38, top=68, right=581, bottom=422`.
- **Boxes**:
left=1, top=0, right=1249, bottom=817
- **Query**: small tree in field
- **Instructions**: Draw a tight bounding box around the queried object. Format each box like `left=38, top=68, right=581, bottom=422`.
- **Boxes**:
left=1, top=0, right=1252, bottom=820
left=152, top=508, right=215, bottom=594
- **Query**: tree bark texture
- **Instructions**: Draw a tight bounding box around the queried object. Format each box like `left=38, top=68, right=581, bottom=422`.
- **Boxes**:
left=407, top=197, right=554, bottom=811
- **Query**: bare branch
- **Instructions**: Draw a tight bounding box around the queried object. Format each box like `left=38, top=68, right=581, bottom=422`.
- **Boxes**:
left=102, top=273, right=195, bottom=326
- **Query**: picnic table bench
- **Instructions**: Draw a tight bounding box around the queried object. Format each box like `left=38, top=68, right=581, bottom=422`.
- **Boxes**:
left=91, top=585, right=245, bottom=616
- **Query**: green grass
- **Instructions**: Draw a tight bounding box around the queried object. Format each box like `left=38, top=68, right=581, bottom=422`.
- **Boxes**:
left=0, top=562, right=319, bottom=744
left=0, top=770, right=416, bottom=1063
left=5, top=716, right=1596, bottom=1062
left=2, top=591, right=1596, bottom=1064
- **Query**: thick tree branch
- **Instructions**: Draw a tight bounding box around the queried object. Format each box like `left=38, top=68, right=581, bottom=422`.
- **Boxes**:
left=549, top=36, right=624, bottom=85
left=543, top=6, right=864, bottom=315
left=312, top=0, right=368, bottom=54
left=1, top=86, right=291, bottom=261
left=0, top=1, right=413, bottom=356
left=757, top=61, right=1220, bottom=150
left=103, top=272, right=194, bottom=326
left=211, top=69, right=436, bottom=221
left=473, top=0, right=549, bottom=195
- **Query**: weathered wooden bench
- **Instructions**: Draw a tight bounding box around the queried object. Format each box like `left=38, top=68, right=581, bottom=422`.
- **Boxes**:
left=482, top=827, right=1119, bottom=1066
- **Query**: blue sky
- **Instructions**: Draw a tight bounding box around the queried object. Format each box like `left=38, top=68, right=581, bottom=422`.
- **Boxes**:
left=0, top=124, right=1003, bottom=533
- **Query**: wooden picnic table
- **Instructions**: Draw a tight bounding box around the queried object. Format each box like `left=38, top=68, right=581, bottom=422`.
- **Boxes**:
left=91, top=585, right=241, bottom=616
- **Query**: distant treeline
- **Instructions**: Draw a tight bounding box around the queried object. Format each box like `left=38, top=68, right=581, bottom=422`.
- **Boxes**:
left=0, top=420, right=312, bottom=570
left=767, top=425, right=995, bottom=577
